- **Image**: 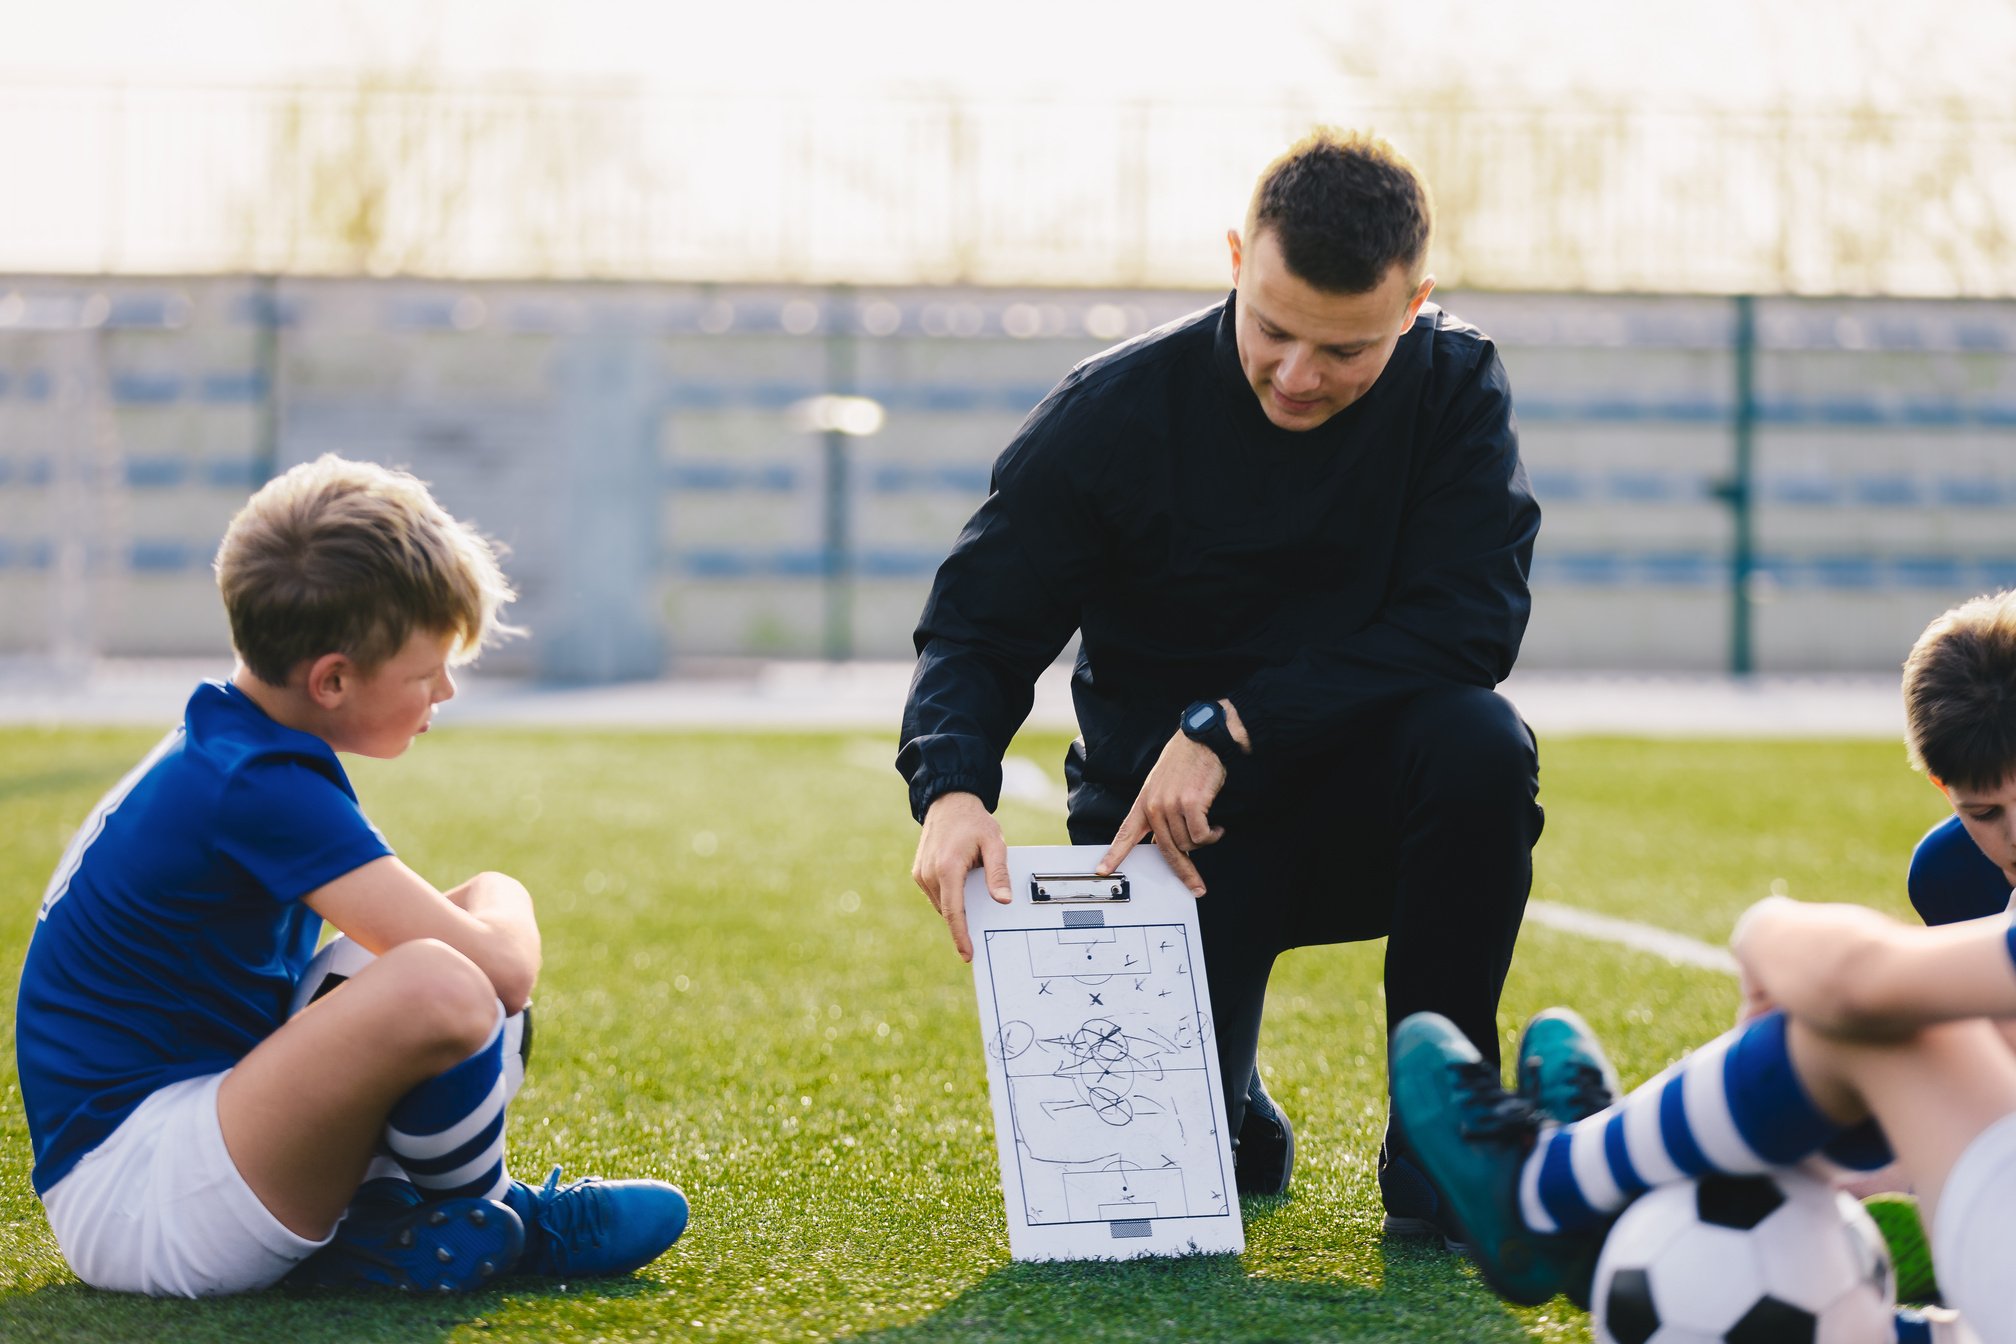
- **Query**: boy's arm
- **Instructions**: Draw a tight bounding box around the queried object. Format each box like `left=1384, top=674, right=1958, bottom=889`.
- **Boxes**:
left=305, top=858, right=541, bottom=1013
left=1731, top=895, right=2016, bottom=1039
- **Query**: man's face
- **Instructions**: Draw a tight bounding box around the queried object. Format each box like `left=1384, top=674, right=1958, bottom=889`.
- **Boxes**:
left=1229, top=226, right=1434, bottom=432
left=1945, top=775, right=2016, bottom=888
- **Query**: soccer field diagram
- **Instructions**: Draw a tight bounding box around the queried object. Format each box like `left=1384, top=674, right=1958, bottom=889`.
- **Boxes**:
left=980, top=923, right=1231, bottom=1228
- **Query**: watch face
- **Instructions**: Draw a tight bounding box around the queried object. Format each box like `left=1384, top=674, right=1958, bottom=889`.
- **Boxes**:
left=1186, top=704, right=1217, bottom=731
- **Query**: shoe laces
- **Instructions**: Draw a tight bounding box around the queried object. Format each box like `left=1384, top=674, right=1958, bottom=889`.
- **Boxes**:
left=529, top=1166, right=609, bottom=1262
left=1558, top=1063, right=1615, bottom=1121
left=1449, top=1061, right=1539, bottom=1143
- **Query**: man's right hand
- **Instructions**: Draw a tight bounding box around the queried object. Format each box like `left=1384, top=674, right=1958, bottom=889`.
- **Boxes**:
left=911, top=791, right=1013, bottom=963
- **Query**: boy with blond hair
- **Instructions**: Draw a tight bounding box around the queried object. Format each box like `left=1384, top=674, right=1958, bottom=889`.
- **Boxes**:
left=17, top=455, right=688, bottom=1297
left=1393, top=589, right=2016, bottom=1344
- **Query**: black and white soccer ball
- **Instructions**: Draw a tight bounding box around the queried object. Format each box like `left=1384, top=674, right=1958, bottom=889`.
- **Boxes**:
left=290, top=935, right=533, bottom=1097
left=289, top=934, right=379, bottom=1016
left=1592, top=1171, right=1894, bottom=1344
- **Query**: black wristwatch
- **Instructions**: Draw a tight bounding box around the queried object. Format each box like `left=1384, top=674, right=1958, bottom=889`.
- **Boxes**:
left=1179, top=699, right=1241, bottom=761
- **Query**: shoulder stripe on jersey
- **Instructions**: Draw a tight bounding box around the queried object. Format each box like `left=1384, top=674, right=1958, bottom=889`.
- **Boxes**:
left=38, top=727, right=185, bottom=921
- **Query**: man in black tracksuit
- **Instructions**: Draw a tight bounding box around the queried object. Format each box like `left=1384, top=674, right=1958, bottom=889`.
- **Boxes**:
left=898, top=128, right=1542, bottom=1236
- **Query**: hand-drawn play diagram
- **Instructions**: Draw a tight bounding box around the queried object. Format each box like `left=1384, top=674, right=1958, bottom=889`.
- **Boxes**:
left=982, top=922, right=1231, bottom=1228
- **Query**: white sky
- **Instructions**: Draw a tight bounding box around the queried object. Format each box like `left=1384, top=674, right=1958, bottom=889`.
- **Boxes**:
left=2, top=0, right=2010, bottom=110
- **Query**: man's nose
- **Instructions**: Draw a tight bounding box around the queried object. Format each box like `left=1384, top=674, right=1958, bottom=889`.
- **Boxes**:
left=437, top=669, right=458, bottom=705
left=1276, top=348, right=1321, bottom=394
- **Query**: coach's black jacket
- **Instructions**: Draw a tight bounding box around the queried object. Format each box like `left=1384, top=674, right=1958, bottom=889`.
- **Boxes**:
left=897, top=293, right=1539, bottom=826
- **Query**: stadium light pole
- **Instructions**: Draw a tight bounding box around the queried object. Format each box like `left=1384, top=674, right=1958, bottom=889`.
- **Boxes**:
left=795, top=388, right=885, bottom=662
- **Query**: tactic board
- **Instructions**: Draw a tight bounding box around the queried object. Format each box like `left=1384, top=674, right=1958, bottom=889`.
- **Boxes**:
left=964, top=845, right=1243, bottom=1261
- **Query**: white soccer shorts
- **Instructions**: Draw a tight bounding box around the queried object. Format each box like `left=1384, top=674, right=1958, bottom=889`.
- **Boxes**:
left=41, top=1071, right=331, bottom=1297
left=1934, top=1109, right=2016, bottom=1344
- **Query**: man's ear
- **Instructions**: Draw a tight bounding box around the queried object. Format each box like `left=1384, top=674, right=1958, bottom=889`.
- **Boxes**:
left=1401, top=274, right=1436, bottom=331
left=303, top=652, right=354, bottom=709
left=1227, top=228, right=1243, bottom=285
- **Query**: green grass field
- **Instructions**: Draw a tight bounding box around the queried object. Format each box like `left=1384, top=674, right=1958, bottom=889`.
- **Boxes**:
left=0, top=724, right=1947, bottom=1343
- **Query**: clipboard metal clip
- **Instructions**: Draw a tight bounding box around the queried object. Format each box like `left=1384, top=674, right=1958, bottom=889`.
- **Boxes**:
left=1029, top=872, right=1130, bottom=903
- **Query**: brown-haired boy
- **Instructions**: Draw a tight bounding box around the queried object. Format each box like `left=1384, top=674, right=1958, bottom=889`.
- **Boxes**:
left=17, top=455, right=688, bottom=1296
left=1390, top=590, right=2016, bottom=1342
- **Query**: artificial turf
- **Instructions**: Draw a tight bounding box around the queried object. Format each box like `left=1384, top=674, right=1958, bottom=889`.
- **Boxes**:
left=0, top=725, right=1948, bottom=1343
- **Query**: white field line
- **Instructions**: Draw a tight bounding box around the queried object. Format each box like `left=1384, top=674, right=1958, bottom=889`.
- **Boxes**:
left=841, top=741, right=1069, bottom=810
left=1524, top=901, right=1738, bottom=976
left=993, top=754, right=1740, bottom=977
left=997, top=756, right=1068, bottom=811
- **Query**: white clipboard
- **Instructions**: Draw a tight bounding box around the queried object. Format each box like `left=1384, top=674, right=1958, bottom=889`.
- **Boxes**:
left=964, top=844, right=1244, bottom=1261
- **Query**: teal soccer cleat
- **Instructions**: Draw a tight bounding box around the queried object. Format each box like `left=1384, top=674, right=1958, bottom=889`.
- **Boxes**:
left=286, top=1178, right=524, bottom=1293
left=503, top=1166, right=690, bottom=1278
left=1515, top=1007, right=1620, bottom=1126
left=1511, top=1007, right=1621, bottom=1308
left=1390, top=1012, right=1598, bottom=1307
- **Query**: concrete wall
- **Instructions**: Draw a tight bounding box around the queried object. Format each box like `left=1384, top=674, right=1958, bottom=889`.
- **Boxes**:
left=3, top=276, right=2013, bottom=676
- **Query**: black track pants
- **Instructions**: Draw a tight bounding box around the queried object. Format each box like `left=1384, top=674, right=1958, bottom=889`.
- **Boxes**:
left=1067, top=684, right=1543, bottom=1137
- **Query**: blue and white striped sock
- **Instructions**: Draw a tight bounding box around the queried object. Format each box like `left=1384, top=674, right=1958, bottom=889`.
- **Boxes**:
left=1519, top=1011, right=1845, bottom=1234
left=385, top=1003, right=510, bottom=1202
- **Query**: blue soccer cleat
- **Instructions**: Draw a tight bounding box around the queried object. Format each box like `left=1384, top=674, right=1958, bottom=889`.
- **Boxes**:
left=503, top=1166, right=690, bottom=1278
left=287, top=1178, right=524, bottom=1293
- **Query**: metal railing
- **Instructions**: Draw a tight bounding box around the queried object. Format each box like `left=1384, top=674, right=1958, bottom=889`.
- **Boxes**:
left=3, top=82, right=2014, bottom=295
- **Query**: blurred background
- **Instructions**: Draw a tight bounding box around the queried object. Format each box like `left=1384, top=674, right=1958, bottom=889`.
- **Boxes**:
left=4, top=0, right=2014, bottom=682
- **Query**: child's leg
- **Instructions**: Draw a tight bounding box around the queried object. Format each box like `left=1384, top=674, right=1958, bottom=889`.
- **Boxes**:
left=217, top=938, right=503, bottom=1238
left=1522, top=1010, right=1854, bottom=1233
left=1791, top=1019, right=2016, bottom=1344
left=383, top=1002, right=510, bottom=1202
left=1397, top=1006, right=2016, bottom=1321
left=1788, top=1017, right=2016, bottom=1228
left=1522, top=1010, right=2016, bottom=1237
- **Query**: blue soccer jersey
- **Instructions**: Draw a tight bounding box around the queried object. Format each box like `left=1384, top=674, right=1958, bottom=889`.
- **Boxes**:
left=15, top=680, right=393, bottom=1195
left=1908, top=813, right=2012, bottom=926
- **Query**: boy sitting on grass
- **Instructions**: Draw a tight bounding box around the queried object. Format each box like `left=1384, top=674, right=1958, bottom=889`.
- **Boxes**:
left=16, top=455, right=689, bottom=1297
left=1391, top=589, right=2016, bottom=1344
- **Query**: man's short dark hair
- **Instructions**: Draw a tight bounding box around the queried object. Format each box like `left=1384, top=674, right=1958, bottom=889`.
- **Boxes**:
left=1246, top=127, right=1432, bottom=295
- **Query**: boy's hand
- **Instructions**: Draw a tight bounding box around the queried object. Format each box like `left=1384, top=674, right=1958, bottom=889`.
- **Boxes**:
left=1734, top=958, right=1777, bottom=1026
left=1730, top=895, right=1882, bottom=1032
left=306, top=858, right=541, bottom=1013
left=1730, top=895, right=2016, bottom=1038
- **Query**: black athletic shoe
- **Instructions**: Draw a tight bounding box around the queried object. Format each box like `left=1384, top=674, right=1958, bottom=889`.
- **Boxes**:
left=1234, top=1071, right=1295, bottom=1196
left=1379, top=1123, right=1467, bottom=1250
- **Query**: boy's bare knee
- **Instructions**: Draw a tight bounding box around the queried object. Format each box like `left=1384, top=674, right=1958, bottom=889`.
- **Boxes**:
left=372, top=939, right=499, bottom=1057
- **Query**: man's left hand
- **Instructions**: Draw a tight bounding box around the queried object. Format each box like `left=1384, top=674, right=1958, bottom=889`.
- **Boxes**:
left=1097, top=734, right=1229, bottom=897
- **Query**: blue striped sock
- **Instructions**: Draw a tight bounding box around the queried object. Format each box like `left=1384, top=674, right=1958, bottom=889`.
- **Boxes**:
left=385, top=1004, right=510, bottom=1202
left=1519, top=1011, right=1847, bottom=1233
